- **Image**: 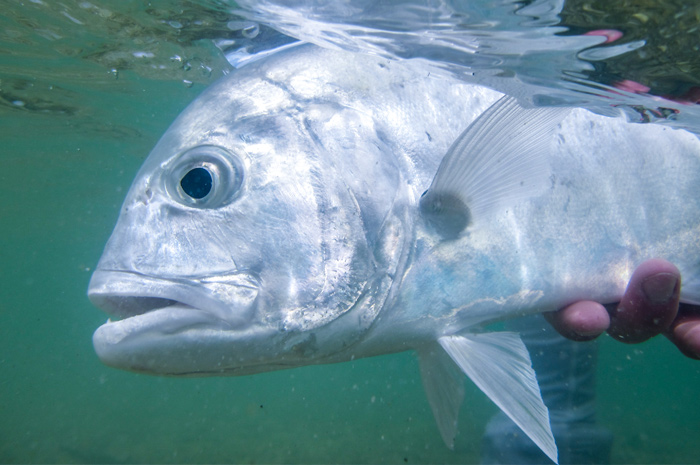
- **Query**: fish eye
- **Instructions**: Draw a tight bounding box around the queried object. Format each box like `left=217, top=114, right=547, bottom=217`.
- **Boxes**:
left=165, top=145, right=244, bottom=208
left=180, top=167, right=212, bottom=199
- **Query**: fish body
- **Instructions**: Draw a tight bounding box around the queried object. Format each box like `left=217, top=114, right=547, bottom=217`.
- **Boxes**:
left=88, top=45, right=700, bottom=462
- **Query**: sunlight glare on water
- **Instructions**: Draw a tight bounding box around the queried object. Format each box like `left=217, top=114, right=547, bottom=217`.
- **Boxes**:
left=234, top=0, right=700, bottom=131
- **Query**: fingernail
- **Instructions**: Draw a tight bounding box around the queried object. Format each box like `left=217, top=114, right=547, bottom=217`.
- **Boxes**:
left=641, top=273, right=679, bottom=304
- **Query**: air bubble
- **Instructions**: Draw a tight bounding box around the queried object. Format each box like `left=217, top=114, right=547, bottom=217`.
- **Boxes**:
left=242, top=24, right=260, bottom=39
left=199, top=65, right=212, bottom=77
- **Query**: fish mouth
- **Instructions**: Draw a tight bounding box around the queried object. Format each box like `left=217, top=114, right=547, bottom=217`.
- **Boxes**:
left=88, top=269, right=260, bottom=329
left=88, top=269, right=284, bottom=376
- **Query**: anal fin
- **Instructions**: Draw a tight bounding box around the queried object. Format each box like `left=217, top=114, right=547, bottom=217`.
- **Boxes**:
left=417, top=343, right=466, bottom=449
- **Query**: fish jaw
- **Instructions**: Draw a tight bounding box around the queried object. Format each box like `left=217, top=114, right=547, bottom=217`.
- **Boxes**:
left=91, top=309, right=286, bottom=376
left=87, top=268, right=388, bottom=376
left=88, top=269, right=281, bottom=375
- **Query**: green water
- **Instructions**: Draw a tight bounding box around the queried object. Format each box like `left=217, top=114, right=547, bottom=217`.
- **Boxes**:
left=1, top=1, right=699, bottom=463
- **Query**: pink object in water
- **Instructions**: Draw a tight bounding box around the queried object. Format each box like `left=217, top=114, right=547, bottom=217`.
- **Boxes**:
left=584, top=29, right=624, bottom=44
left=614, top=79, right=651, bottom=94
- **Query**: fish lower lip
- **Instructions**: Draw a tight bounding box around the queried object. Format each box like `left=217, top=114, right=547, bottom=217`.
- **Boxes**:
left=94, top=304, right=222, bottom=347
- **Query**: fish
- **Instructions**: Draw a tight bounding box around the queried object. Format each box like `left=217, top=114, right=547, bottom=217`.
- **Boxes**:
left=88, top=44, right=700, bottom=463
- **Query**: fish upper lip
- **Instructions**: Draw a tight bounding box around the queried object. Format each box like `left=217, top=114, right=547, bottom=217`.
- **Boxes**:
left=88, top=269, right=259, bottom=327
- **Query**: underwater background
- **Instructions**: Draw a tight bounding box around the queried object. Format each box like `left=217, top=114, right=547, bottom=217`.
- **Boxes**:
left=1, top=1, right=699, bottom=463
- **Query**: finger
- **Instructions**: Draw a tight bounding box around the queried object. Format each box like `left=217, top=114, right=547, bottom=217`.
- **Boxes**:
left=607, top=259, right=681, bottom=343
left=544, top=301, right=610, bottom=341
left=665, top=304, right=700, bottom=360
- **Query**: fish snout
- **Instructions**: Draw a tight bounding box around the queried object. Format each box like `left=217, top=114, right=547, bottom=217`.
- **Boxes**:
left=88, top=269, right=260, bottom=327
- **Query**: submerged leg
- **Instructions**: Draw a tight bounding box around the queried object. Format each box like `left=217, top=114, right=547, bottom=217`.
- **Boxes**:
left=481, top=314, right=613, bottom=464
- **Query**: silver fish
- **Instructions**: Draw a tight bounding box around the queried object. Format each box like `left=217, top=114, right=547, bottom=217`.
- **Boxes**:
left=88, top=44, right=700, bottom=463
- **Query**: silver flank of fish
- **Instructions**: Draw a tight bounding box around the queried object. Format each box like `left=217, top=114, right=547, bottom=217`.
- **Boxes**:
left=88, top=45, right=700, bottom=463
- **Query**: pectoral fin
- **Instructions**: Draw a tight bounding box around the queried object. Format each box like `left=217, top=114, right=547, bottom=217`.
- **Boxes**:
left=420, top=96, right=569, bottom=238
left=437, top=332, right=558, bottom=464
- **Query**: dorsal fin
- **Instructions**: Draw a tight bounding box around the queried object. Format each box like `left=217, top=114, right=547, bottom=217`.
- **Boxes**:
left=420, top=96, right=569, bottom=238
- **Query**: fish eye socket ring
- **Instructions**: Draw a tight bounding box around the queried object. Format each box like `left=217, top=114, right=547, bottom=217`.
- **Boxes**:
left=165, top=145, right=244, bottom=208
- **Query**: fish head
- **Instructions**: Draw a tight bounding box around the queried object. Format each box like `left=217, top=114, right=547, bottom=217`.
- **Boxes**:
left=88, top=48, right=405, bottom=375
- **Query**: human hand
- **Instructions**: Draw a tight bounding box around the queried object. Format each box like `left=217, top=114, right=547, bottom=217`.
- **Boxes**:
left=544, top=258, right=700, bottom=359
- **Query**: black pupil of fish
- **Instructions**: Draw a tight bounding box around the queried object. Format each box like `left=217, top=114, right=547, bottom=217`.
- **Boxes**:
left=180, top=167, right=213, bottom=199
